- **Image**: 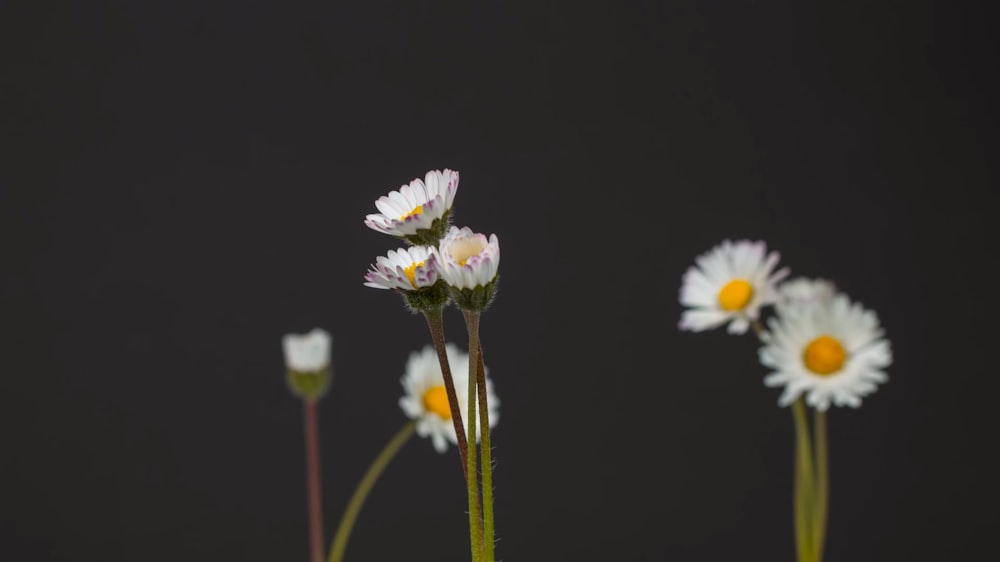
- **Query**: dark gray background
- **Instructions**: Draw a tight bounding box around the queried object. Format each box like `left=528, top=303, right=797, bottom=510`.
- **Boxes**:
left=1, top=1, right=996, bottom=561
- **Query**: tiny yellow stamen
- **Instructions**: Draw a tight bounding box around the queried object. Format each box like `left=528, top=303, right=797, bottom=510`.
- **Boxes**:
left=403, top=260, right=425, bottom=288
left=803, top=335, right=847, bottom=376
left=399, top=205, right=424, bottom=221
left=451, top=238, right=485, bottom=267
left=718, top=279, right=754, bottom=311
left=422, top=385, right=451, bottom=420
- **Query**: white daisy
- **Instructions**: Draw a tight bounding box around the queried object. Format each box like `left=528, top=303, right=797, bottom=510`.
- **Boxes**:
left=678, top=239, right=789, bottom=334
left=282, top=328, right=331, bottom=372
left=364, top=246, right=440, bottom=291
left=364, top=169, right=459, bottom=241
left=437, top=226, right=500, bottom=290
left=398, top=343, right=500, bottom=454
left=777, top=277, right=837, bottom=313
left=760, top=293, right=892, bottom=411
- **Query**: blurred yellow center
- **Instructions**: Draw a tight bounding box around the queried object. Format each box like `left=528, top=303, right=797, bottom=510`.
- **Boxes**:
left=399, top=205, right=423, bottom=221
left=451, top=238, right=485, bottom=267
left=422, top=386, right=451, bottom=420
left=803, top=335, right=846, bottom=375
left=403, top=260, right=425, bottom=288
left=718, top=279, right=753, bottom=311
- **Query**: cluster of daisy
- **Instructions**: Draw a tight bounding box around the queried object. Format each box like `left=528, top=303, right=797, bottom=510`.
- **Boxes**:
left=678, top=239, right=892, bottom=562
left=679, top=239, right=892, bottom=411
left=362, top=168, right=501, bottom=446
left=277, top=168, right=504, bottom=562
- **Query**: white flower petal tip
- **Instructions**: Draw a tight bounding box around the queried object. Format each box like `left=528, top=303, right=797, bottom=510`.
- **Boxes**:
left=398, top=343, right=500, bottom=453
left=364, top=169, right=460, bottom=244
left=678, top=239, right=789, bottom=334
left=282, top=328, right=331, bottom=372
left=364, top=246, right=441, bottom=291
left=759, top=292, right=892, bottom=411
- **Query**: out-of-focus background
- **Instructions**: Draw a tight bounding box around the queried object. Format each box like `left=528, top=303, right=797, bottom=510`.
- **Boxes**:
left=2, top=1, right=996, bottom=561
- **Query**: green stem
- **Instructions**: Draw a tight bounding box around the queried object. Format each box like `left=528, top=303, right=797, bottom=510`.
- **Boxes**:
left=304, top=399, right=325, bottom=562
left=792, top=399, right=816, bottom=562
left=813, top=409, right=829, bottom=562
left=464, top=310, right=483, bottom=562
left=327, top=421, right=417, bottom=562
left=466, top=312, right=494, bottom=562
left=422, top=308, right=470, bottom=481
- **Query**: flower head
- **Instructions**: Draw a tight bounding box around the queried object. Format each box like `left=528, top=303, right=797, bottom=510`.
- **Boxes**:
left=364, top=246, right=441, bottom=291
left=437, top=226, right=500, bottom=310
left=282, top=328, right=332, bottom=400
left=398, top=343, right=500, bottom=453
left=678, top=239, right=789, bottom=334
left=760, top=293, right=892, bottom=411
left=364, top=169, right=459, bottom=245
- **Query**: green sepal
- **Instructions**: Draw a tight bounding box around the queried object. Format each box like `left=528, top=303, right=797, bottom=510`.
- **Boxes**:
left=400, top=280, right=451, bottom=314
left=401, top=210, right=452, bottom=246
left=286, top=367, right=332, bottom=401
left=450, top=274, right=499, bottom=312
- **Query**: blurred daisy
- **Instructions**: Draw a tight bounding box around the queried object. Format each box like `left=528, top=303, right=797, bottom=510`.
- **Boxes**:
left=760, top=293, right=892, bottom=411
left=364, top=246, right=440, bottom=291
left=282, top=328, right=331, bottom=372
left=777, top=277, right=837, bottom=313
left=678, top=239, right=789, bottom=334
left=364, top=169, right=459, bottom=244
left=398, top=343, right=500, bottom=453
left=437, top=226, right=500, bottom=290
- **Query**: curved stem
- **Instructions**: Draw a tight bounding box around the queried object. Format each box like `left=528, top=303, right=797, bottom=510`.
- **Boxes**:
left=813, top=409, right=829, bottom=562
left=327, top=421, right=417, bottom=562
left=792, top=399, right=816, bottom=562
left=464, top=310, right=483, bottom=562
left=466, top=312, right=494, bottom=562
left=422, top=308, right=470, bottom=480
left=303, top=399, right=325, bottom=562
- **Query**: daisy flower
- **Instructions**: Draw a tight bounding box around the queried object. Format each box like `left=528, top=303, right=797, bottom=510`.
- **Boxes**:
left=398, top=343, right=500, bottom=453
left=678, top=239, right=789, bottom=334
left=364, top=246, right=440, bottom=291
left=364, top=169, right=460, bottom=245
left=282, top=328, right=331, bottom=373
left=760, top=293, right=892, bottom=411
left=437, top=226, right=500, bottom=290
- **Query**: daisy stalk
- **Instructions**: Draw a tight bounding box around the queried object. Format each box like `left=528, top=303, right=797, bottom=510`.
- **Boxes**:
left=282, top=329, right=333, bottom=562
left=464, top=309, right=495, bottom=562
left=327, top=421, right=417, bottom=562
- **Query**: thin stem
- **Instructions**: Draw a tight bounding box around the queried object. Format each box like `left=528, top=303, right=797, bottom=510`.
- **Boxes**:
left=327, top=421, right=417, bottom=562
left=813, top=409, right=829, bottom=562
left=303, top=399, right=325, bottom=562
left=792, top=398, right=816, bottom=562
left=464, top=309, right=483, bottom=562
left=466, top=312, right=494, bottom=562
left=422, top=308, right=470, bottom=480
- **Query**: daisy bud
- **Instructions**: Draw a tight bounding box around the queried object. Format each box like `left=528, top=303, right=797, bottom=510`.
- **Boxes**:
left=282, top=328, right=332, bottom=401
left=364, top=169, right=460, bottom=246
left=364, top=246, right=451, bottom=313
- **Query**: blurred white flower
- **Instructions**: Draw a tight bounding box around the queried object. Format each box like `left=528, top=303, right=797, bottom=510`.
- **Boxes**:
left=678, top=239, right=789, bottom=334
left=437, top=226, right=500, bottom=290
left=760, top=293, right=892, bottom=411
left=777, top=277, right=837, bottom=313
left=364, top=169, right=459, bottom=240
left=282, top=328, right=331, bottom=372
left=398, top=343, right=500, bottom=454
left=364, top=246, right=440, bottom=291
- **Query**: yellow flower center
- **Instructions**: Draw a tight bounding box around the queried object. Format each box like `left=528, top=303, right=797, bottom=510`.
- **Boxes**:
left=803, top=335, right=847, bottom=376
left=422, top=385, right=451, bottom=420
left=399, top=205, right=423, bottom=221
left=718, top=279, right=754, bottom=311
left=451, top=238, right=485, bottom=267
left=403, top=260, right=425, bottom=288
